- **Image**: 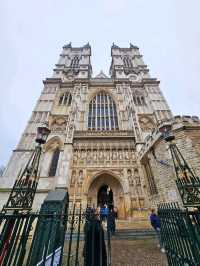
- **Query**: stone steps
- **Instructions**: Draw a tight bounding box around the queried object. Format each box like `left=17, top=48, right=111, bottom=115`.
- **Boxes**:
left=113, top=229, right=156, bottom=239
left=65, top=229, right=156, bottom=241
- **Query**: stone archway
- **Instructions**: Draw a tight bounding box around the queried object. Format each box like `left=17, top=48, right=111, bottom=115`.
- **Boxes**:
left=87, top=172, right=125, bottom=219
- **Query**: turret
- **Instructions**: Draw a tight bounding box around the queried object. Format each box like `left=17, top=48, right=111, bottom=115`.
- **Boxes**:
left=109, top=43, right=150, bottom=80
left=53, top=42, right=92, bottom=80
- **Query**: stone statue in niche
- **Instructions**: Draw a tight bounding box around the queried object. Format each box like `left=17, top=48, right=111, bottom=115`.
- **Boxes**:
left=127, top=169, right=134, bottom=186
left=93, top=150, right=97, bottom=161
left=73, top=151, right=78, bottom=163
left=134, top=169, right=141, bottom=185
left=66, top=124, right=74, bottom=142
left=78, top=150, right=82, bottom=160
left=71, top=170, right=76, bottom=186
left=80, top=150, right=85, bottom=160
left=86, top=150, right=91, bottom=162
left=78, top=170, right=84, bottom=186
left=112, top=150, right=117, bottom=160
left=119, top=150, right=123, bottom=160
left=99, top=149, right=103, bottom=160
left=125, top=150, right=129, bottom=160
left=131, top=151, right=136, bottom=160
left=106, top=150, right=110, bottom=161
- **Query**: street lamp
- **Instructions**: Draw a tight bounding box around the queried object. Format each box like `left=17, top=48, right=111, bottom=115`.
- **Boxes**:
left=159, top=123, right=200, bottom=207
left=2, top=123, right=51, bottom=212
left=0, top=124, right=50, bottom=265
left=36, top=125, right=51, bottom=144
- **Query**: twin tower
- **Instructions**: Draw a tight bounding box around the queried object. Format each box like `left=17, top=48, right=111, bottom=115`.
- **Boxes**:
left=1, top=43, right=175, bottom=219
left=53, top=42, right=150, bottom=80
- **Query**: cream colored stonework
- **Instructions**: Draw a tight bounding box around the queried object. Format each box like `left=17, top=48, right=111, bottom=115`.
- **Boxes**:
left=1, top=44, right=200, bottom=220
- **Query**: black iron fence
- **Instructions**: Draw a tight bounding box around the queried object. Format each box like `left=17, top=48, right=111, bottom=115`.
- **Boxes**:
left=158, top=203, right=200, bottom=266
left=64, top=206, right=112, bottom=266
left=0, top=212, right=68, bottom=266
left=0, top=203, right=112, bottom=266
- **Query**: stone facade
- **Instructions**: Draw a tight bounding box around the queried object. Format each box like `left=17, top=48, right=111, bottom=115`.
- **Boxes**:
left=1, top=43, right=200, bottom=219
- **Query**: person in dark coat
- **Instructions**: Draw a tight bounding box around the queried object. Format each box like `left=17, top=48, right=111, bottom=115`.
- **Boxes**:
left=149, top=208, right=165, bottom=253
left=83, top=208, right=107, bottom=266
left=107, top=208, right=116, bottom=235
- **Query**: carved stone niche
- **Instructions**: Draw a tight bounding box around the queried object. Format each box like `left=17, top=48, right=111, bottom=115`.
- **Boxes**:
left=138, top=115, right=155, bottom=131
left=127, top=169, right=134, bottom=186
left=50, top=116, right=68, bottom=132
left=70, top=170, right=76, bottom=187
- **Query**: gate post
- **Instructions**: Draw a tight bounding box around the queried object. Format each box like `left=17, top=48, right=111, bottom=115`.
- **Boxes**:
left=27, top=189, right=69, bottom=266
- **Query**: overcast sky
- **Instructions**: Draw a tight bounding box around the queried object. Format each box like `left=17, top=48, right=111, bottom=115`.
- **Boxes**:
left=0, top=0, right=200, bottom=166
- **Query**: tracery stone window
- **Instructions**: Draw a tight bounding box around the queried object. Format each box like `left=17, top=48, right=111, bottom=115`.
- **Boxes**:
left=48, top=148, right=60, bottom=177
left=123, top=56, right=133, bottom=68
left=133, top=96, right=146, bottom=106
left=59, top=92, right=72, bottom=106
left=88, top=92, right=119, bottom=131
left=71, top=56, right=79, bottom=69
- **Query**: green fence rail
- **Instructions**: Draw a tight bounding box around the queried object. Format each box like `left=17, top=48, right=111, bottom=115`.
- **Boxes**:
left=158, top=203, right=200, bottom=266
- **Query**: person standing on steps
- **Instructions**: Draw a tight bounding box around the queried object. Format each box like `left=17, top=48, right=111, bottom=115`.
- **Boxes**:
left=83, top=207, right=107, bottom=266
left=149, top=208, right=165, bottom=253
left=107, top=208, right=116, bottom=235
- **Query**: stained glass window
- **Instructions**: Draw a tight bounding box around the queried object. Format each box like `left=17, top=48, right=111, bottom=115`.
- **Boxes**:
left=88, top=92, right=119, bottom=130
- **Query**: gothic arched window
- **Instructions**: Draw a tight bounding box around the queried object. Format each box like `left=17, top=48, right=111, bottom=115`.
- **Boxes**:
left=59, top=92, right=72, bottom=106
left=71, top=56, right=79, bottom=69
left=88, top=92, right=119, bottom=131
left=123, top=56, right=132, bottom=68
left=49, top=148, right=60, bottom=177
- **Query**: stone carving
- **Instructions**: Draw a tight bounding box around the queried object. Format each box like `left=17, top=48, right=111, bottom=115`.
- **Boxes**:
left=134, top=169, right=141, bottom=185
left=74, top=130, right=135, bottom=138
left=71, top=170, right=76, bottom=186
left=134, top=168, right=142, bottom=195
left=139, top=116, right=155, bottom=131
left=50, top=117, right=67, bottom=132
left=127, top=169, right=134, bottom=186
left=78, top=170, right=84, bottom=186
left=72, top=147, right=136, bottom=166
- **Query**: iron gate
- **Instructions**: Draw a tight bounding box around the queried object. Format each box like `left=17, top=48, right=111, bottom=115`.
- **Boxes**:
left=158, top=203, right=200, bottom=266
left=0, top=200, right=112, bottom=266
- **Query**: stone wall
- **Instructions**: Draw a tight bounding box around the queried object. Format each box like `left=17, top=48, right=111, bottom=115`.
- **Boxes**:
left=139, top=115, right=200, bottom=208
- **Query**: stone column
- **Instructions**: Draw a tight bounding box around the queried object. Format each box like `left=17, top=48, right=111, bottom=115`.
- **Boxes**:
left=55, top=143, right=73, bottom=189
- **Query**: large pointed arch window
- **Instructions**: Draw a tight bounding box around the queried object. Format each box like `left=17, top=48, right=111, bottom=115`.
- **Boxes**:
left=88, top=92, right=119, bottom=131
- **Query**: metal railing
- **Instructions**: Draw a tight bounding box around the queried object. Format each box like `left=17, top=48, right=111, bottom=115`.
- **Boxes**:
left=64, top=206, right=112, bottom=266
left=0, top=203, right=112, bottom=266
left=158, top=203, right=200, bottom=266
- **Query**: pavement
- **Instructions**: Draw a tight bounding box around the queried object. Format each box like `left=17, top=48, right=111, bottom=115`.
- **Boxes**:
left=111, top=238, right=168, bottom=266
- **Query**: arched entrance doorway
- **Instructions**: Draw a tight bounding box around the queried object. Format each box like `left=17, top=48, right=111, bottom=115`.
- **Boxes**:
left=87, top=172, right=125, bottom=219
left=97, top=185, right=113, bottom=208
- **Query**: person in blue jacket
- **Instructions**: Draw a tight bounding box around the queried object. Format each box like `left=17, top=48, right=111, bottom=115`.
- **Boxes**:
left=100, top=204, right=109, bottom=222
left=149, top=208, right=165, bottom=253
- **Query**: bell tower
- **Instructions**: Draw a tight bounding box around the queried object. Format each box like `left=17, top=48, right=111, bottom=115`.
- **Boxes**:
left=53, top=42, right=92, bottom=80
left=110, top=43, right=149, bottom=80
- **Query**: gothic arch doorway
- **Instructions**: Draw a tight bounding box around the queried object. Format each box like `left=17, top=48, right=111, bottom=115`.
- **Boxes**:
left=97, top=185, right=113, bottom=208
left=87, top=173, right=125, bottom=219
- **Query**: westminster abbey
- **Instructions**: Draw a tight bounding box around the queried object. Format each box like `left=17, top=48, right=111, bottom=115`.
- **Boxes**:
left=1, top=43, right=200, bottom=219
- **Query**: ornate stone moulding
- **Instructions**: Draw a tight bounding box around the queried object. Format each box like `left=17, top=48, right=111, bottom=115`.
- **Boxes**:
left=73, top=130, right=135, bottom=140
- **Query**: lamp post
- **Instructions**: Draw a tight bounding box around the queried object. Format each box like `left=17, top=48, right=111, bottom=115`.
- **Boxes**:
left=2, top=124, right=51, bottom=213
left=0, top=125, right=50, bottom=265
left=159, top=122, right=200, bottom=208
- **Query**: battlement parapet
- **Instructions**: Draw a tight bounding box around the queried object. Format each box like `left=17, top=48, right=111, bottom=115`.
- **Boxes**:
left=138, top=115, right=200, bottom=160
